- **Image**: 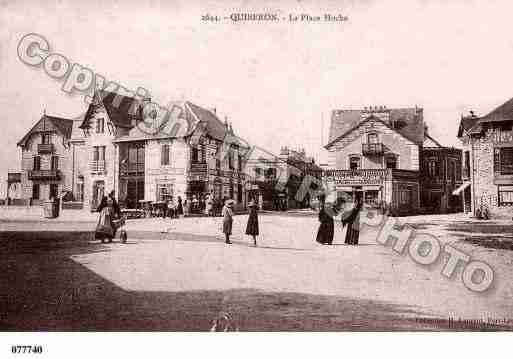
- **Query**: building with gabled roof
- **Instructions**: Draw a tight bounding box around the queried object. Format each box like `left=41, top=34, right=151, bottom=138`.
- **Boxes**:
left=16, top=112, right=75, bottom=205
left=325, top=105, right=462, bottom=215
left=457, top=97, right=513, bottom=218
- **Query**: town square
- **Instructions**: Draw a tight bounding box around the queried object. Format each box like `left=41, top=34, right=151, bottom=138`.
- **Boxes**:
left=1, top=3, right=513, bottom=355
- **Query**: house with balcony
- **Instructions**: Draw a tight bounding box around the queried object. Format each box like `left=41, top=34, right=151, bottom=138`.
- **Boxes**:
left=113, top=99, right=250, bottom=211
left=17, top=112, right=74, bottom=205
left=325, top=105, right=435, bottom=215
left=457, top=98, right=513, bottom=218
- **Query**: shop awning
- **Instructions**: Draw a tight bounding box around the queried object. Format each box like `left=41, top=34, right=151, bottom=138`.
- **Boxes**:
left=452, top=181, right=470, bottom=195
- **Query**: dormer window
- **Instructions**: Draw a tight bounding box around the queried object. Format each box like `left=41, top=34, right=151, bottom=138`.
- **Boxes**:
left=96, top=118, right=105, bottom=133
left=349, top=156, right=360, bottom=170
left=385, top=154, right=398, bottom=169
left=41, top=133, right=51, bottom=144
left=367, top=132, right=378, bottom=144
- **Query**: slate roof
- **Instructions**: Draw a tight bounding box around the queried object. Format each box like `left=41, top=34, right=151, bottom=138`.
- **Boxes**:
left=17, top=114, right=73, bottom=146
left=457, top=115, right=480, bottom=138
left=326, top=107, right=425, bottom=149
left=479, top=97, right=513, bottom=123
left=186, top=101, right=227, bottom=141
left=80, top=90, right=142, bottom=129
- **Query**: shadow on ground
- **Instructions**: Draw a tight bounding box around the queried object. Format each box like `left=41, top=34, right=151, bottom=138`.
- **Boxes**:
left=1, top=230, right=511, bottom=331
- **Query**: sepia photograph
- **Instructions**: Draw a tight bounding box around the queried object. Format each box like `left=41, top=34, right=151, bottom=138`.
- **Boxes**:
left=0, top=0, right=512, bottom=356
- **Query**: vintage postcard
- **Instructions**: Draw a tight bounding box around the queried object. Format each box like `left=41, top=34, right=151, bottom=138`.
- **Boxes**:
left=0, top=0, right=512, bottom=356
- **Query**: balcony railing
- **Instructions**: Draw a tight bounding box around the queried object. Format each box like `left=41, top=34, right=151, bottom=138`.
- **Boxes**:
left=362, top=143, right=384, bottom=156
left=90, top=160, right=106, bottom=173
left=120, top=162, right=144, bottom=175
left=28, top=169, right=60, bottom=180
left=37, top=143, right=54, bottom=154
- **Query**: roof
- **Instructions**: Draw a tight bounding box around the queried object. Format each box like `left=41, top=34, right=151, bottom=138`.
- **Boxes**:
left=424, top=133, right=443, bottom=148
left=17, top=114, right=73, bottom=146
left=80, top=90, right=142, bottom=129
left=479, top=96, right=513, bottom=123
left=457, top=115, right=480, bottom=138
left=326, top=108, right=425, bottom=148
left=185, top=101, right=227, bottom=141
left=326, top=107, right=425, bottom=149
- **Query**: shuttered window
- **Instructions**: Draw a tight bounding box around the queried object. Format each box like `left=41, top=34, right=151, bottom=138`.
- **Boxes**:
left=161, top=144, right=170, bottom=165
left=494, top=147, right=513, bottom=175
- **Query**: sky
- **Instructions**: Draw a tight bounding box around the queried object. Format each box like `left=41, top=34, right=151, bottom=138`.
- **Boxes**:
left=1, top=0, right=513, bottom=193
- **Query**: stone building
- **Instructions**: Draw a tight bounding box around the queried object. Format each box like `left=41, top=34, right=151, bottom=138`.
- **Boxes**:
left=325, top=105, right=460, bottom=215
left=244, top=146, right=321, bottom=210
left=16, top=112, right=74, bottom=205
left=457, top=98, right=513, bottom=218
left=16, top=90, right=249, bottom=212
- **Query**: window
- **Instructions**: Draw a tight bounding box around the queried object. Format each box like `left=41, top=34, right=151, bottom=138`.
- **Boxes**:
left=385, top=155, right=397, bottom=169
left=32, top=184, right=40, bottom=200
left=229, top=181, right=234, bottom=199
left=161, top=144, right=170, bottom=165
left=238, top=154, right=243, bottom=172
left=216, top=158, right=221, bottom=169
left=349, top=156, right=360, bottom=170
left=33, top=156, right=41, bottom=170
left=41, top=133, right=52, bottom=144
left=494, top=147, right=513, bottom=175
left=428, top=161, right=437, bottom=177
left=51, top=156, right=59, bottom=170
left=228, top=147, right=234, bottom=170
left=463, top=151, right=470, bottom=177
left=266, top=168, right=276, bottom=179
left=93, top=146, right=106, bottom=162
left=201, top=144, right=206, bottom=163
left=49, top=184, right=58, bottom=199
left=156, top=183, right=173, bottom=201
left=237, top=183, right=243, bottom=202
left=400, top=187, right=412, bottom=205
left=255, top=167, right=261, bottom=176
left=96, top=118, right=105, bottom=133
left=367, top=133, right=378, bottom=144
left=498, top=185, right=513, bottom=206
left=192, top=147, right=199, bottom=163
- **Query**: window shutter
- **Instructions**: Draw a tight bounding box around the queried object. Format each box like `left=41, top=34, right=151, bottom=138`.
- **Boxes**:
left=161, top=144, right=169, bottom=165
left=494, top=148, right=500, bottom=174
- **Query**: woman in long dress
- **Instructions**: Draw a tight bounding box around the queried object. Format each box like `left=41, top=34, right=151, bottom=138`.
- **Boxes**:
left=245, top=200, right=259, bottom=246
left=95, top=196, right=116, bottom=243
left=176, top=196, right=183, bottom=217
left=316, top=201, right=334, bottom=245
left=222, top=199, right=235, bottom=245
left=342, top=197, right=362, bottom=245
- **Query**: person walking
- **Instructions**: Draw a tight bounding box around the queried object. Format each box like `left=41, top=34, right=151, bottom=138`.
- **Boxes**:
left=167, top=197, right=176, bottom=219
left=183, top=199, right=190, bottom=217
left=342, top=197, right=362, bottom=245
left=245, top=200, right=259, bottom=246
left=95, top=191, right=119, bottom=243
left=315, top=198, right=335, bottom=245
left=176, top=196, right=183, bottom=218
left=222, top=199, right=235, bottom=245
left=206, top=192, right=214, bottom=216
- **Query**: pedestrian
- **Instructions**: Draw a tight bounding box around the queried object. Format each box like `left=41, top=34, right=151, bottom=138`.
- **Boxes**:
left=342, top=196, right=362, bottom=245
left=315, top=197, right=335, bottom=245
left=183, top=199, right=190, bottom=217
left=206, top=192, right=214, bottom=216
left=192, top=195, right=198, bottom=213
left=222, top=199, right=235, bottom=245
left=95, top=191, right=118, bottom=243
left=177, top=196, right=183, bottom=217
left=245, top=200, right=259, bottom=246
left=168, top=196, right=176, bottom=219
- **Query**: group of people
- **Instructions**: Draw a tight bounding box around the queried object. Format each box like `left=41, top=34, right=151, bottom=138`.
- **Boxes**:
left=221, top=198, right=259, bottom=246
left=315, top=196, right=363, bottom=246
